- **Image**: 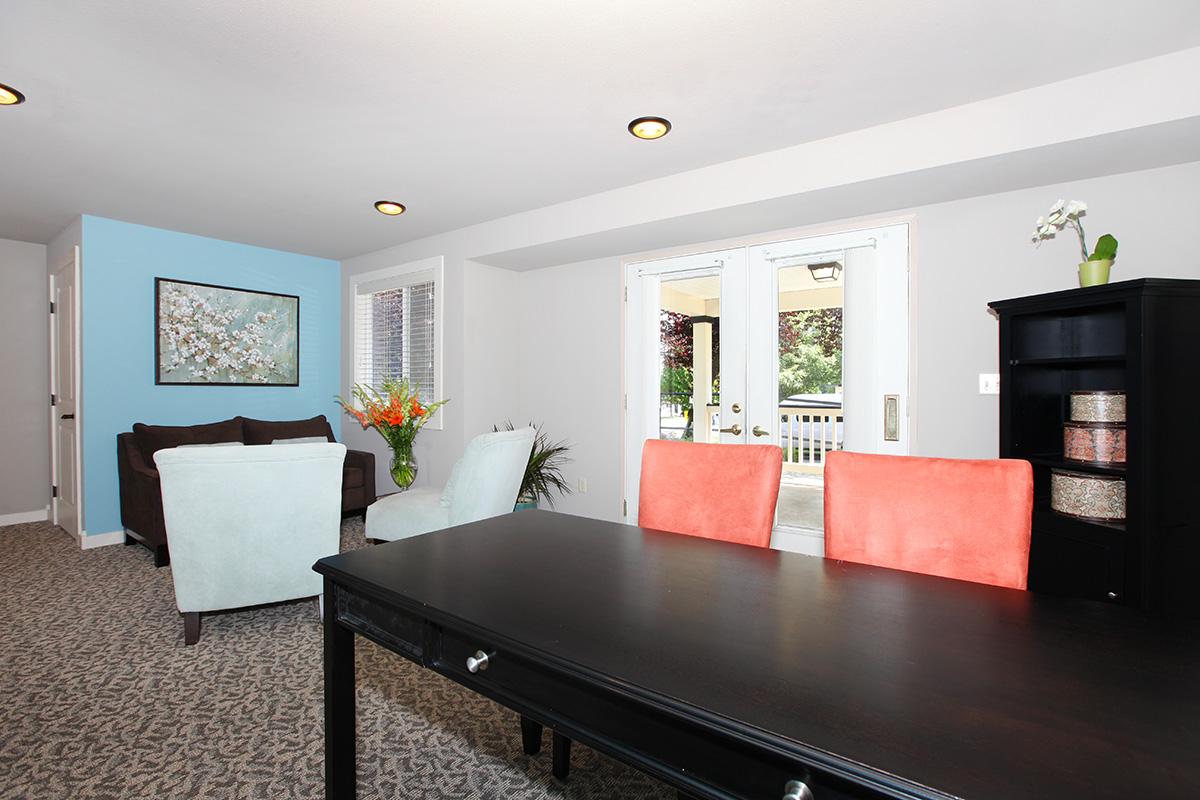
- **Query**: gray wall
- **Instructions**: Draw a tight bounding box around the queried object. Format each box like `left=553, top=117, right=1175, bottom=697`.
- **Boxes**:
left=515, top=257, right=623, bottom=520
left=911, top=161, right=1200, bottom=458
left=343, top=160, right=1200, bottom=522
left=0, top=237, right=50, bottom=518
left=495, top=163, right=1200, bottom=523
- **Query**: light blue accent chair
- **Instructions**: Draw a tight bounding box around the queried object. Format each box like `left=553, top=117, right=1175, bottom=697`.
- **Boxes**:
left=366, top=427, right=536, bottom=543
left=154, top=442, right=346, bottom=645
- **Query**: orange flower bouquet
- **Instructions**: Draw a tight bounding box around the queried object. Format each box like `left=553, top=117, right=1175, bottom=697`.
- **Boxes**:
left=337, top=378, right=448, bottom=489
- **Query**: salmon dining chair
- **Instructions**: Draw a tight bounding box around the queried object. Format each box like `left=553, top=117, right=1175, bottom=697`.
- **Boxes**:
left=544, top=438, right=784, bottom=781
left=638, top=438, right=784, bottom=547
left=823, top=451, right=1033, bottom=590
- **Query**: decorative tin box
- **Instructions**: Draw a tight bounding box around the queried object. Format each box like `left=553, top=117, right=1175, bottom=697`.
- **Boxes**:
left=1063, top=422, right=1126, bottom=465
left=1070, top=390, right=1126, bottom=423
left=1050, top=469, right=1126, bottom=522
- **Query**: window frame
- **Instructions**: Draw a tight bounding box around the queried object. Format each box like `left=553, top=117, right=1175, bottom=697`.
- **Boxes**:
left=348, top=255, right=445, bottom=430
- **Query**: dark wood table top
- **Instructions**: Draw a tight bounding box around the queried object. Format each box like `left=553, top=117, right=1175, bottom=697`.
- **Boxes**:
left=316, top=509, right=1200, bottom=800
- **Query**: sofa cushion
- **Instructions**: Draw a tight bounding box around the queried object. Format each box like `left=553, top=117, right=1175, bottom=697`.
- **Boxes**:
left=241, top=415, right=335, bottom=445
left=133, top=418, right=244, bottom=461
left=342, top=465, right=364, bottom=490
left=177, top=441, right=245, bottom=449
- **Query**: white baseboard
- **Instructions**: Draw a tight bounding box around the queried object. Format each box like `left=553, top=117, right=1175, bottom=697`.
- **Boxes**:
left=0, top=507, right=50, bottom=526
left=80, top=529, right=126, bottom=549
left=771, top=526, right=825, bottom=557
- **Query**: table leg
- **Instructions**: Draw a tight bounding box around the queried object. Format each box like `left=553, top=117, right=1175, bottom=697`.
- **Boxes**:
left=519, top=715, right=543, bottom=754
left=552, top=731, right=571, bottom=780
left=324, top=580, right=356, bottom=799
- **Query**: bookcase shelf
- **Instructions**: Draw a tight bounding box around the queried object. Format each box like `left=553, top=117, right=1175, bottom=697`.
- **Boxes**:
left=1010, top=355, right=1126, bottom=367
left=990, top=278, right=1200, bottom=617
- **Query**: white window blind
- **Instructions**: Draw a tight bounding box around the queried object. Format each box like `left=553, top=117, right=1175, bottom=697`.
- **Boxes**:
left=353, top=267, right=438, bottom=403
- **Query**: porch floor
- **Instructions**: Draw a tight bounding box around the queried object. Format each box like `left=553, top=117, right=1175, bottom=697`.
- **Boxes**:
left=777, top=475, right=824, bottom=532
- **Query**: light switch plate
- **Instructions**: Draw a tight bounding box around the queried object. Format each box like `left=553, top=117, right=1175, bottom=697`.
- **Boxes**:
left=979, top=373, right=1000, bottom=395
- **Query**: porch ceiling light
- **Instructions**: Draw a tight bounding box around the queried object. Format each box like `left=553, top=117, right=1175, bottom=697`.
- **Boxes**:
left=627, top=116, right=671, bottom=140
left=807, top=261, right=843, bottom=283
left=0, top=82, right=26, bottom=105
left=374, top=200, right=406, bottom=216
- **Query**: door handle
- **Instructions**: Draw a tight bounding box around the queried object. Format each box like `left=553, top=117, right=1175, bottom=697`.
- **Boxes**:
left=752, top=425, right=770, bottom=437
left=718, top=423, right=743, bottom=436
left=60, top=414, right=75, bottom=420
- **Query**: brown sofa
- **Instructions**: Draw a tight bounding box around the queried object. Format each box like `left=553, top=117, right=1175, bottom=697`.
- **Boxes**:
left=117, top=415, right=375, bottom=567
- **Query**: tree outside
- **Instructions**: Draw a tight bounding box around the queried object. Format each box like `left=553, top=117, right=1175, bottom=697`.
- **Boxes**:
left=777, top=307, right=842, bottom=400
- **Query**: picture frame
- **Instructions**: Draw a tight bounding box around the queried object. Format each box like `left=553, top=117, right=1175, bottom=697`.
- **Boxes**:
left=155, top=277, right=299, bottom=386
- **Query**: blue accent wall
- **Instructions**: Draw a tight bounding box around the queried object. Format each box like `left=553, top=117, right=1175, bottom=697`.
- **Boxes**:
left=81, top=216, right=341, bottom=535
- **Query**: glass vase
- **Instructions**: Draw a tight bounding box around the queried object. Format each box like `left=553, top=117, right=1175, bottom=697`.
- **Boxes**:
left=389, top=446, right=418, bottom=490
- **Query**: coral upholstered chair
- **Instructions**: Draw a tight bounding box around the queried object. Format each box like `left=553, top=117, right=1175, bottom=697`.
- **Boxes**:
left=638, top=439, right=783, bottom=547
left=823, top=451, right=1033, bottom=590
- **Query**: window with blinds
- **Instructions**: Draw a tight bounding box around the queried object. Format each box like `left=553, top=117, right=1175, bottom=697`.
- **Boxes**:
left=352, top=263, right=441, bottom=412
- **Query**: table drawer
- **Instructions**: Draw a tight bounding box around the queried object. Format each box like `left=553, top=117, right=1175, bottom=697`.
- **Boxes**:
left=437, top=629, right=886, bottom=800
left=335, top=589, right=425, bottom=661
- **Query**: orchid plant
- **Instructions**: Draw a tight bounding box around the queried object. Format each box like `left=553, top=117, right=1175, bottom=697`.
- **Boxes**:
left=1031, top=199, right=1118, bottom=264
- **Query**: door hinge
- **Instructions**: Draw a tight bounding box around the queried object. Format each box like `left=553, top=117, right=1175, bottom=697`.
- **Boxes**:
left=623, top=393, right=627, bottom=410
left=50, top=301, right=55, bottom=314
left=624, top=286, right=628, bottom=302
left=51, top=485, right=58, bottom=498
left=623, top=498, right=628, bottom=517
left=50, top=393, right=56, bottom=406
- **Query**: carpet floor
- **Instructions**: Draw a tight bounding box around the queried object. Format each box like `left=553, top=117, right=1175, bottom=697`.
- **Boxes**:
left=0, top=520, right=673, bottom=799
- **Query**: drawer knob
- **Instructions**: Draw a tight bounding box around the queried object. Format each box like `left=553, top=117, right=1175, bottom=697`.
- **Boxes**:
left=466, top=650, right=490, bottom=673
left=783, top=779, right=815, bottom=800
left=1107, top=591, right=1118, bottom=600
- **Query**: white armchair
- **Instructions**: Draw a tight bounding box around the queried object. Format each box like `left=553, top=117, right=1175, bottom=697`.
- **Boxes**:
left=366, top=427, right=536, bottom=542
left=154, top=442, right=346, bottom=644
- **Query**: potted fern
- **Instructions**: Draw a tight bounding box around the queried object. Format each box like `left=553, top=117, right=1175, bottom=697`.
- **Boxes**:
left=494, top=421, right=572, bottom=510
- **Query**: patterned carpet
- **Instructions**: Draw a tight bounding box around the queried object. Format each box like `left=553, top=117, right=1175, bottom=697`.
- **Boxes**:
left=0, top=520, right=673, bottom=800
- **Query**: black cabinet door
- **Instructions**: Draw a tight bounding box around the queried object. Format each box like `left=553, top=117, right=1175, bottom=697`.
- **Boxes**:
left=1027, top=529, right=1124, bottom=603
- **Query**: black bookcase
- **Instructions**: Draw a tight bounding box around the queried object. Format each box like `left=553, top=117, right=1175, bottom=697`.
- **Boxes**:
left=989, top=278, right=1200, bottom=617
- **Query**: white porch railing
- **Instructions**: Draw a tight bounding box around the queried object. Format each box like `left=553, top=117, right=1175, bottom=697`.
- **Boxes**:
left=779, top=405, right=844, bottom=474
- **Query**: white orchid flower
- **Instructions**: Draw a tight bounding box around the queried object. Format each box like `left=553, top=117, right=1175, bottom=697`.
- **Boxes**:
left=1065, top=200, right=1087, bottom=216
left=1049, top=199, right=1065, bottom=213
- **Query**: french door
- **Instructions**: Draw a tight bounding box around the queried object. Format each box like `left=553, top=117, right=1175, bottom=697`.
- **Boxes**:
left=623, top=223, right=910, bottom=555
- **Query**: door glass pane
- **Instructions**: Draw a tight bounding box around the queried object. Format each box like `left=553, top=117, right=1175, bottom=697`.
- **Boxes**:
left=657, top=274, right=720, bottom=442
left=775, top=261, right=844, bottom=530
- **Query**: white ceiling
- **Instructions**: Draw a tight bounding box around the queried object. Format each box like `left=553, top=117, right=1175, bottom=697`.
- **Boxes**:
left=2, top=1, right=1199, bottom=260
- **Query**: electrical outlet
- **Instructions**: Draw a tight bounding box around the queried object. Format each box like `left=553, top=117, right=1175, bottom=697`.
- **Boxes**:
left=577, top=478, right=588, bottom=494
left=979, top=373, right=1000, bottom=395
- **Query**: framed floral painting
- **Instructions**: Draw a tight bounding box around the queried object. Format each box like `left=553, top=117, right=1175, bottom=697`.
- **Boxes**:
left=155, top=278, right=299, bottom=385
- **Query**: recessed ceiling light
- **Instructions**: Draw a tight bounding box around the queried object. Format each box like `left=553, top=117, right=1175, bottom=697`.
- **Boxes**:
left=628, top=116, right=671, bottom=140
left=0, top=82, right=26, bottom=106
left=374, top=200, right=406, bottom=216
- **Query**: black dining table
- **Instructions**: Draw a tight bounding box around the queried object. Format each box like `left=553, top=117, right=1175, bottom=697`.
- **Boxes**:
left=314, top=509, right=1200, bottom=800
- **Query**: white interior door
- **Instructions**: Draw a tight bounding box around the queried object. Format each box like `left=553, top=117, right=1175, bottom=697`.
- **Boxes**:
left=50, top=248, right=81, bottom=537
left=623, top=248, right=746, bottom=523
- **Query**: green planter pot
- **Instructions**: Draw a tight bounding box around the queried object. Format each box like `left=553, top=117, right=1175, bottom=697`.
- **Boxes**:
left=514, top=498, right=539, bottom=512
left=1078, top=259, right=1113, bottom=288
